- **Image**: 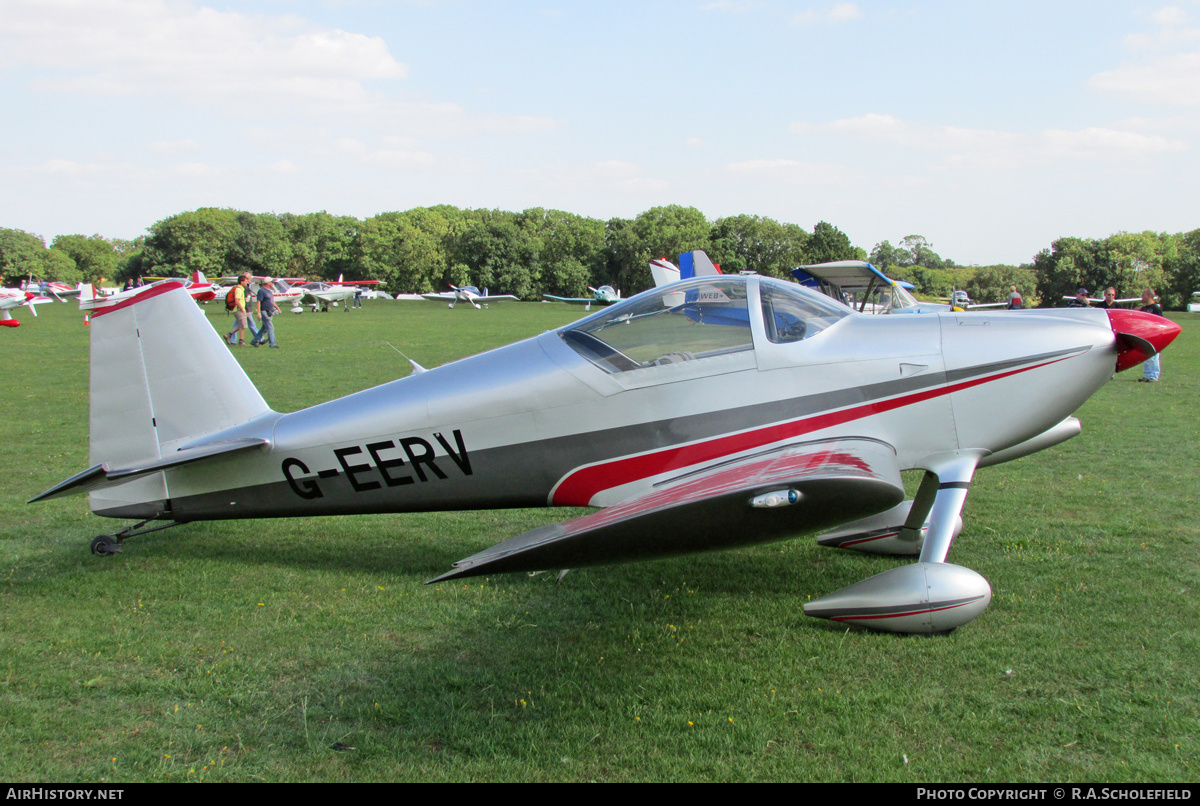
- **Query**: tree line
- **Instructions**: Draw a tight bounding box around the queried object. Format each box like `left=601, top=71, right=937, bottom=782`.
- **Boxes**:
left=2, top=206, right=1198, bottom=308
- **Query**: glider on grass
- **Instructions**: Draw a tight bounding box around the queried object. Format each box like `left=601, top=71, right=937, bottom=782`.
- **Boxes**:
left=31, top=274, right=1180, bottom=634
left=0, top=287, right=54, bottom=327
left=421, top=285, right=519, bottom=309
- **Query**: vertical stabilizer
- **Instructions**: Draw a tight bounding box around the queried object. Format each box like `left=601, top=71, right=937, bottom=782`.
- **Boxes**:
left=88, top=282, right=272, bottom=472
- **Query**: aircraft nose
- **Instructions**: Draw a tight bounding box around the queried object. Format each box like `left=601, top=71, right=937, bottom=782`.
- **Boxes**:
left=1106, top=309, right=1182, bottom=372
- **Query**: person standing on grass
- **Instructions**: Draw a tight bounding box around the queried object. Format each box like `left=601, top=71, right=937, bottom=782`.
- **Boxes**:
left=1095, top=288, right=1118, bottom=309
left=225, top=273, right=252, bottom=347
left=1006, top=285, right=1023, bottom=309
left=251, top=277, right=281, bottom=349
left=1138, top=288, right=1164, bottom=383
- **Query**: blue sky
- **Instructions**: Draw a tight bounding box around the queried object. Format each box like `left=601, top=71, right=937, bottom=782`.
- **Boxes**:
left=2, top=0, right=1198, bottom=265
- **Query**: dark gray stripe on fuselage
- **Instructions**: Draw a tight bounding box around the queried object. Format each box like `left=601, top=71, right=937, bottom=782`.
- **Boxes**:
left=97, top=347, right=1086, bottom=521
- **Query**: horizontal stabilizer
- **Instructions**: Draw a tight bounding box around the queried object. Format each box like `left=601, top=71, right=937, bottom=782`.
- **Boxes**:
left=429, top=438, right=903, bottom=582
left=29, top=437, right=269, bottom=503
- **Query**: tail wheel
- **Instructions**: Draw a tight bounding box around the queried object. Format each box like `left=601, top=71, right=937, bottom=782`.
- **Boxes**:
left=91, top=535, right=122, bottom=556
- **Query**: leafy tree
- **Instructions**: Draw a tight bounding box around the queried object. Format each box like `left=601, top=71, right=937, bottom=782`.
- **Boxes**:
left=519, top=208, right=606, bottom=296
left=806, top=221, right=860, bottom=264
left=1165, top=229, right=1200, bottom=310
left=227, top=212, right=291, bottom=278
left=963, top=264, right=1038, bottom=307
left=869, top=239, right=908, bottom=271
left=0, top=228, right=51, bottom=285
left=40, top=248, right=80, bottom=284
left=708, top=214, right=808, bottom=279
left=143, top=208, right=241, bottom=279
left=898, top=234, right=947, bottom=270
left=445, top=211, right=540, bottom=297
left=51, top=234, right=118, bottom=284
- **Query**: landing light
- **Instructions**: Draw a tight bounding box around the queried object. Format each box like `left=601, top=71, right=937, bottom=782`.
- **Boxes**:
left=750, top=489, right=801, bottom=508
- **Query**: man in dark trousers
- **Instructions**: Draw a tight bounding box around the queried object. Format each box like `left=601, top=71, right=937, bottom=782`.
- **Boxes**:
left=250, top=277, right=281, bottom=348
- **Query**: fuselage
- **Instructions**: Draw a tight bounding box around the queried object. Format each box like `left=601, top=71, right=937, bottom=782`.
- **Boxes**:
left=92, top=276, right=1123, bottom=522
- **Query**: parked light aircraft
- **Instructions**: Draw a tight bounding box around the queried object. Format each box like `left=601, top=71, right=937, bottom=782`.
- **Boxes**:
left=1189, top=292, right=1200, bottom=313
left=422, top=285, right=519, bottom=309
left=934, top=290, right=1014, bottom=311
left=22, top=280, right=82, bottom=300
left=142, top=272, right=218, bottom=303
left=648, top=250, right=722, bottom=288
left=31, top=275, right=1182, bottom=633
left=0, top=288, right=54, bottom=327
left=298, top=275, right=384, bottom=311
left=1060, top=293, right=1143, bottom=307
left=544, top=286, right=621, bottom=310
left=793, top=261, right=953, bottom=315
left=79, top=273, right=216, bottom=311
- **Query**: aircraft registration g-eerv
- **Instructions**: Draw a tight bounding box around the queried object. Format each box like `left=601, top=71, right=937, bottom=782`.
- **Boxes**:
left=31, top=274, right=1181, bottom=633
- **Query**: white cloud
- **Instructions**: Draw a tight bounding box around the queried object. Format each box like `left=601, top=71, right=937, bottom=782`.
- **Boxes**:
left=1089, top=7, right=1200, bottom=105
left=148, top=139, right=200, bottom=155
left=1089, top=53, right=1200, bottom=106
left=0, top=0, right=558, bottom=138
left=790, top=113, right=1186, bottom=169
left=700, top=1, right=765, bottom=12
left=792, top=3, right=862, bottom=26
left=828, top=3, right=862, bottom=22
left=173, top=162, right=221, bottom=177
left=517, top=159, right=668, bottom=195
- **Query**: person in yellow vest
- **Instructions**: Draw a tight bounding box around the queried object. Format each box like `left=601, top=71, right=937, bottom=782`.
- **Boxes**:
left=225, top=273, right=252, bottom=346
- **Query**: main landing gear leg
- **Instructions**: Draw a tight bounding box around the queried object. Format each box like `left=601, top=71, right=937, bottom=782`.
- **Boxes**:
left=90, top=517, right=187, bottom=556
left=804, top=452, right=993, bottom=634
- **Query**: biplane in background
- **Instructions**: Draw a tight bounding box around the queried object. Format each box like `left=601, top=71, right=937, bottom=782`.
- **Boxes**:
left=791, top=261, right=952, bottom=315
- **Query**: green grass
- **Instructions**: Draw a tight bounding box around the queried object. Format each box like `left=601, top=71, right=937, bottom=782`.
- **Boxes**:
left=1, top=300, right=1197, bottom=782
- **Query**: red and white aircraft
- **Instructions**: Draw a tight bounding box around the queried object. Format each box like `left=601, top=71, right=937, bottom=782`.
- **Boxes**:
left=0, top=288, right=54, bottom=327
left=32, top=275, right=1180, bottom=634
left=79, top=272, right=217, bottom=311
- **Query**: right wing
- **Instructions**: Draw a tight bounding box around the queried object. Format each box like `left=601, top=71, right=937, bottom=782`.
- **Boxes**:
left=429, top=437, right=903, bottom=582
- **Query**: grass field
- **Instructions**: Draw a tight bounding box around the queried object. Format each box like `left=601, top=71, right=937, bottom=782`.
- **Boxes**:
left=1, top=299, right=1197, bottom=783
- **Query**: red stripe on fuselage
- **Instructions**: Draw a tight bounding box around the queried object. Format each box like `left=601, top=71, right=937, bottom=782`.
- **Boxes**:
left=90, top=282, right=186, bottom=318
left=550, top=354, right=1075, bottom=506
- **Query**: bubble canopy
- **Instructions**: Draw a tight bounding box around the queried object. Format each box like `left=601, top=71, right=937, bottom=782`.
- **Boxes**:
left=557, top=275, right=851, bottom=374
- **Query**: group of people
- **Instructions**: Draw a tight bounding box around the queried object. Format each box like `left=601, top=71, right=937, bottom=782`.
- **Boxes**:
left=1069, top=286, right=1165, bottom=382
left=225, top=273, right=281, bottom=348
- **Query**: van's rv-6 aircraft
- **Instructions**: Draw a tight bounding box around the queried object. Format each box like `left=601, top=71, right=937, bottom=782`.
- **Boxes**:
left=31, top=275, right=1180, bottom=634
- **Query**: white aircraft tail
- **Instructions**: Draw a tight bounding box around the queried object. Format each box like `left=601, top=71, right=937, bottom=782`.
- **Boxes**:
left=86, top=283, right=272, bottom=511
left=649, top=257, right=680, bottom=287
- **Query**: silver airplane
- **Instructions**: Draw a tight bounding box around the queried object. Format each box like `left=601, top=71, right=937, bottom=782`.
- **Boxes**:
left=543, top=285, right=621, bottom=310
left=421, top=285, right=519, bottom=309
left=31, top=275, right=1181, bottom=633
